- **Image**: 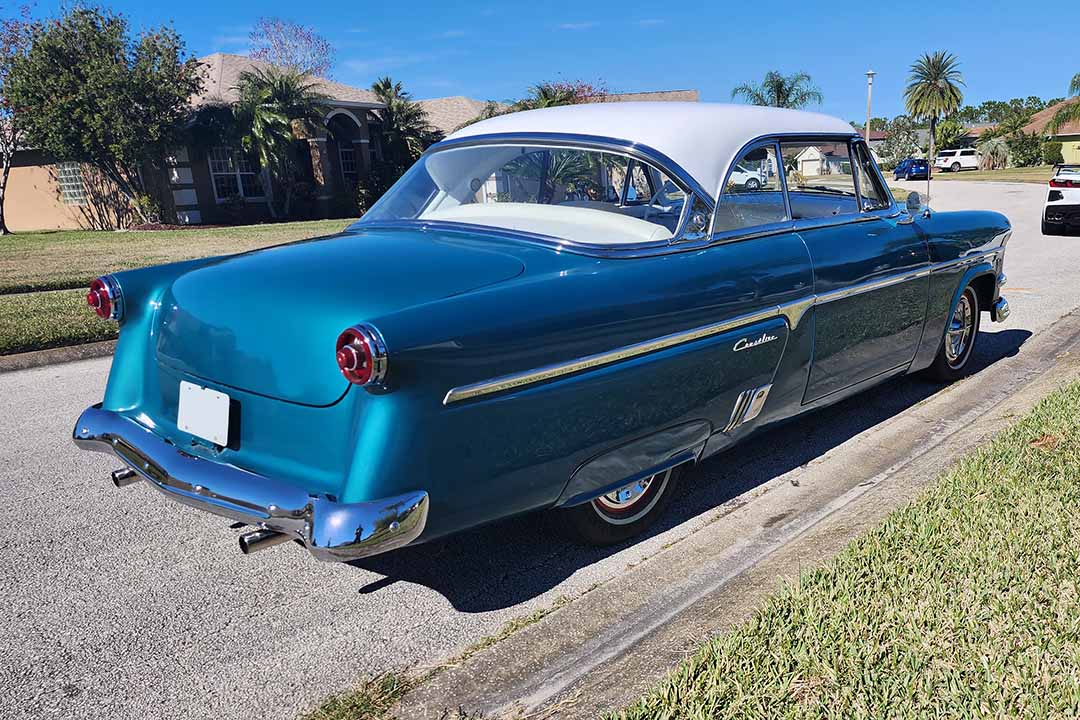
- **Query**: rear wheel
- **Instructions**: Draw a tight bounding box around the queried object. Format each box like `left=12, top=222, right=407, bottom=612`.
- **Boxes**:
left=744, top=177, right=761, bottom=191
left=950, top=162, right=961, bottom=172
left=926, top=285, right=980, bottom=382
left=562, top=465, right=683, bottom=545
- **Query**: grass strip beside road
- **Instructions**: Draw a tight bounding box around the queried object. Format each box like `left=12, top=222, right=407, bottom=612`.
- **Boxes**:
left=932, top=165, right=1055, bottom=184
left=0, top=288, right=117, bottom=355
left=614, top=379, right=1080, bottom=719
left=0, top=218, right=354, bottom=356
left=0, top=218, right=354, bottom=295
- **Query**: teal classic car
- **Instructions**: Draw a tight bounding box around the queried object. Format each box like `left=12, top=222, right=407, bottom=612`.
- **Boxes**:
left=74, top=103, right=1011, bottom=561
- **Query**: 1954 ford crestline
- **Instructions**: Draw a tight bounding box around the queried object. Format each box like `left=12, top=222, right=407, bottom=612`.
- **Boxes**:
left=73, top=103, right=1011, bottom=562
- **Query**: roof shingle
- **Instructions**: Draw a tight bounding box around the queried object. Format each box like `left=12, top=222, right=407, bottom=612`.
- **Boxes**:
left=194, top=53, right=383, bottom=108
left=1022, top=99, right=1080, bottom=136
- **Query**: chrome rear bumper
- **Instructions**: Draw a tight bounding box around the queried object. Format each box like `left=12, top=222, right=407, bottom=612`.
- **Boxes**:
left=72, top=405, right=429, bottom=562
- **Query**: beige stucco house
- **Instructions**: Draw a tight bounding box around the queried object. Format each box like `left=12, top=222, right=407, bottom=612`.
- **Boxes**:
left=5, top=54, right=700, bottom=230
left=1023, top=99, right=1080, bottom=164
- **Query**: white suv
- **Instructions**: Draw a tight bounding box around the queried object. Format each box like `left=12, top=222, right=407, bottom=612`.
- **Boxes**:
left=935, top=148, right=979, bottom=172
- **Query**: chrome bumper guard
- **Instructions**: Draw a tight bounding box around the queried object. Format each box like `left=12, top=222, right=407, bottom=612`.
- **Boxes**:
left=992, top=296, right=1010, bottom=323
left=72, top=405, right=429, bottom=562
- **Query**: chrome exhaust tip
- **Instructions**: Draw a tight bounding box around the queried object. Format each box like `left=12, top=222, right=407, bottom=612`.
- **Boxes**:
left=111, top=467, right=140, bottom=488
left=239, top=528, right=292, bottom=555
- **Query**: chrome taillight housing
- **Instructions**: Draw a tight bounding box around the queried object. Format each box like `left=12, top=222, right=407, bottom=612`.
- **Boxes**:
left=336, top=324, right=388, bottom=386
left=87, top=275, right=123, bottom=321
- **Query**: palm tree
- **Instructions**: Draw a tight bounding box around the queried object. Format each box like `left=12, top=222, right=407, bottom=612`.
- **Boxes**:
left=370, top=77, right=440, bottom=165
left=515, top=83, right=578, bottom=111
left=904, top=51, right=964, bottom=177
left=233, top=66, right=330, bottom=218
left=1047, top=72, right=1080, bottom=134
left=731, top=71, right=823, bottom=109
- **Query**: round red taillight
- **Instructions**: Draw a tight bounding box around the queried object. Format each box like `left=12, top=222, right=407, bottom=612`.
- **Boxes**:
left=87, top=276, right=121, bottom=320
left=335, top=324, right=388, bottom=386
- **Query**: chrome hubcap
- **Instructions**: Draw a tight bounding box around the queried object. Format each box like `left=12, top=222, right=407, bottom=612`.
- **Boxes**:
left=945, top=292, right=974, bottom=368
left=596, top=475, right=654, bottom=510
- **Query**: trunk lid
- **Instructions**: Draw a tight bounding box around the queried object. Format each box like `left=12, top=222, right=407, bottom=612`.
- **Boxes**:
left=154, top=227, right=524, bottom=405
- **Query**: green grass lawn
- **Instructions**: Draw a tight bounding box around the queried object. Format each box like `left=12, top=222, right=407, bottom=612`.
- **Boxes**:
left=932, top=165, right=1055, bottom=184
left=0, top=218, right=354, bottom=295
left=0, top=218, right=354, bottom=355
left=614, top=380, right=1080, bottom=719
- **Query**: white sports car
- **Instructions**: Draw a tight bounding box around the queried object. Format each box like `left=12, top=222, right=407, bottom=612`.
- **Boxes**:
left=1044, top=164, right=1080, bottom=236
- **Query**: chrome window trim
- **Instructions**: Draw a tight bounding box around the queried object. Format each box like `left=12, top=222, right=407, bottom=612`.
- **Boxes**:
left=440, top=248, right=1003, bottom=405
left=709, top=138, right=790, bottom=240
left=850, top=139, right=898, bottom=215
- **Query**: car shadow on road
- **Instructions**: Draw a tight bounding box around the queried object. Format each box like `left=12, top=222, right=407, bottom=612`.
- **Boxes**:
left=350, top=328, right=1032, bottom=613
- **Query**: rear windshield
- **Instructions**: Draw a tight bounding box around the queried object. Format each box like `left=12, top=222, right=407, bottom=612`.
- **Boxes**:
left=360, top=144, right=696, bottom=247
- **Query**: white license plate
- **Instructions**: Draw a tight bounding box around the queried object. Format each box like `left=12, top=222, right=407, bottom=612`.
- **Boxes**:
left=177, top=381, right=231, bottom=447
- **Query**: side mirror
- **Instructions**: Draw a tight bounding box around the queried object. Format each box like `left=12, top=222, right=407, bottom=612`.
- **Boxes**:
left=906, top=192, right=921, bottom=212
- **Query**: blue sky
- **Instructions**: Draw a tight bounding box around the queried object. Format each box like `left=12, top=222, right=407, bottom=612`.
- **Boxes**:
left=32, top=0, right=1080, bottom=121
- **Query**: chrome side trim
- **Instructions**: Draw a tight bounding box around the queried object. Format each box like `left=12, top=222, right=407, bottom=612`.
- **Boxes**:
left=815, top=267, right=931, bottom=305
left=441, top=248, right=1004, bottom=405
left=723, top=384, right=772, bottom=433
left=443, top=305, right=783, bottom=405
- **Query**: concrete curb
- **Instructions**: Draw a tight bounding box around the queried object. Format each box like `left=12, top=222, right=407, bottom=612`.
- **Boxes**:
left=396, top=309, right=1080, bottom=719
left=0, top=340, right=115, bottom=374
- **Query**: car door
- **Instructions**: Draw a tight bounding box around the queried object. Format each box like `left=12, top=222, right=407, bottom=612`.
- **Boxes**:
left=780, top=138, right=930, bottom=403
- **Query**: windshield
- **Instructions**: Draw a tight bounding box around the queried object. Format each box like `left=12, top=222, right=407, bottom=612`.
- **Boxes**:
left=359, top=144, right=694, bottom=246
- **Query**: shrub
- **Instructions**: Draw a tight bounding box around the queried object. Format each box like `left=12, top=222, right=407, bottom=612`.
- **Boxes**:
left=1006, top=132, right=1042, bottom=167
left=1042, top=139, right=1064, bottom=165
left=356, top=161, right=408, bottom=215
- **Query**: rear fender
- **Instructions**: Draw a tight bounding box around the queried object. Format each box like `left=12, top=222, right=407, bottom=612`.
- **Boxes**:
left=556, top=420, right=711, bottom=507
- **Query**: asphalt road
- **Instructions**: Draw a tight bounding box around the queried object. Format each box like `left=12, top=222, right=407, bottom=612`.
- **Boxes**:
left=1, top=180, right=1075, bottom=720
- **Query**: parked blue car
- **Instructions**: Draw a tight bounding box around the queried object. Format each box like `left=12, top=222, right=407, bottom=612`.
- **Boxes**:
left=74, top=103, right=1011, bottom=562
left=894, top=157, right=930, bottom=180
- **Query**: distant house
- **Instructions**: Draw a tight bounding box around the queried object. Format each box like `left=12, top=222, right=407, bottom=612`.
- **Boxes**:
left=792, top=143, right=852, bottom=176
left=1022, top=99, right=1080, bottom=163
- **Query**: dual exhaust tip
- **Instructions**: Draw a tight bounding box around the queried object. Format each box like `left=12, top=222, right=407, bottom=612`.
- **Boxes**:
left=110, top=467, right=291, bottom=555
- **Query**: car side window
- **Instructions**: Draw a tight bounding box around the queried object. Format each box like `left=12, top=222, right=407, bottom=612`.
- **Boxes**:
left=712, top=144, right=787, bottom=234
left=852, top=142, right=891, bottom=210
left=779, top=140, right=860, bottom=219
left=960, top=149, right=976, bottom=157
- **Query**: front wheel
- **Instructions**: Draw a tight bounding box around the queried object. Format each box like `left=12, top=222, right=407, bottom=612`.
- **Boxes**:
left=561, top=465, right=683, bottom=545
left=926, top=285, right=980, bottom=382
left=744, top=177, right=761, bottom=191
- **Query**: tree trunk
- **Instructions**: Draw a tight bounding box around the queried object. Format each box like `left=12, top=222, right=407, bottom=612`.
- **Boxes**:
left=927, top=115, right=937, bottom=201
left=0, top=154, right=11, bottom=235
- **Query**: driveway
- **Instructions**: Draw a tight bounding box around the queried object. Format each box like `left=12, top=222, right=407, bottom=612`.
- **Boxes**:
left=0, top=181, right=1073, bottom=720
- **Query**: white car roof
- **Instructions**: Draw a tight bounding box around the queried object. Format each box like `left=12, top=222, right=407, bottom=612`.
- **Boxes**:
left=446, top=102, right=856, bottom=200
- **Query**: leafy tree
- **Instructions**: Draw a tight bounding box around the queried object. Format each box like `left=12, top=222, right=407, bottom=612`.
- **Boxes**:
left=8, top=7, right=202, bottom=225
left=249, top=17, right=335, bottom=78
left=935, top=118, right=965, bottom=150
left=731, top=71, right=823, bottom=109
left=877, top=115, right=921, bottom=168
left=514, top=79, right=608, bottom=110
left=0, top=3, right=32, bottom=234
left=232, top=66, right=330, bottom=219
left=370, top=76, right=440, bottom=165
left=904, top=51, right=964, bottom=175
left=1047, top=73, right=1080, bottom=134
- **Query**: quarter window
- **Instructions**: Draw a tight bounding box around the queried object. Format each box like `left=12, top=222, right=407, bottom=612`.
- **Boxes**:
left=780, top=141, right=860, bottom=219
left=208, top=147, right=265, bottom=202
left=713, top=144, right=787, bottom=234
left=56, top=162, right=86, bottom=205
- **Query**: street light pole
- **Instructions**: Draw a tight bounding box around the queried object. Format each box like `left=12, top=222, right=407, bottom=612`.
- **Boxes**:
left=865, top=70, right=876, bottom=144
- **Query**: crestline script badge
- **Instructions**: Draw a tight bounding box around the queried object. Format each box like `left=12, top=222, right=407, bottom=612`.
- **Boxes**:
left=733, top=332, right=779, bottom=352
